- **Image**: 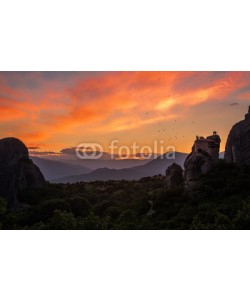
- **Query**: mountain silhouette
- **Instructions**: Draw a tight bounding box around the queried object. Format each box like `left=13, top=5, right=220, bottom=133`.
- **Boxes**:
left=31, top=156, right=92, bottom=180
left=51, top=152, right=188, bottom=183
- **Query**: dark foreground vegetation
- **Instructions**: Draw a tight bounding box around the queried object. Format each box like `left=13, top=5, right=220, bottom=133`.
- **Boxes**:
left=1, top=161, right=250, bottom=230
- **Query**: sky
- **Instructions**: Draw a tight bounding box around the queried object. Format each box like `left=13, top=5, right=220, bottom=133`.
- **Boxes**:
left=0, top=71, right=250, bottom=155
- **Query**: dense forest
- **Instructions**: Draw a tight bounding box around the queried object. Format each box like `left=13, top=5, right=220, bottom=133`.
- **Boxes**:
left=1, top=160, right=250, bottom=230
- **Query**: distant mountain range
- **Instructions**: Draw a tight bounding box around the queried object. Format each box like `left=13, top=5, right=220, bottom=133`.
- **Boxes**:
left=32, top=151, right=226, bottom=183
left=31, top=157, right=91, bottom=180
left=51, top=152, right=188, bottom=183
left=37, top=155, right=152, bottom=170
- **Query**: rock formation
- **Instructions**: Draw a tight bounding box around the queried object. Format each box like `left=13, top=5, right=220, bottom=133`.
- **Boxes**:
left=184, top=131, right=221, bottom=189
left=165, top=163, right=184, bottom=189
left=0, top=137, right=46, bottom=208
left=225, top=106, right=250, bottom=165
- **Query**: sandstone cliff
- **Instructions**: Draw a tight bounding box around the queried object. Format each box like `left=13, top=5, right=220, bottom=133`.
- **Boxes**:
left=184, top=132, right=221, bottom=190
left=165, top=163, right=184, bottom=189
left=225, top=107, right=250, bottom=165
left=0, top=137, right=46, bottom=208
left=184, top=150, right=215, bottom=190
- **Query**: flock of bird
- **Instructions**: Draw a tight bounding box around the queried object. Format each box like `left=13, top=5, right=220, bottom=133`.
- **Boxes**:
left=145, top=111, right=196, bottom=141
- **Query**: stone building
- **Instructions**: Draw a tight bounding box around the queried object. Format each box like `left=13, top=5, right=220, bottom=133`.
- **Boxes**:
left=193, top=131, right=221, bottom=161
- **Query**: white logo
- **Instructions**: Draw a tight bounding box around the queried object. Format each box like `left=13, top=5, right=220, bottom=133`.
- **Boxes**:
left=75, top=143, right=104, bottom=160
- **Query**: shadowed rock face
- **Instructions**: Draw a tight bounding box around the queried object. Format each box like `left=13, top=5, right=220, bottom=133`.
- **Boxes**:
left=165, top=163, right=184, bottom=189
left=0, top=137, right=45, bottom=208
left=184, top=150, right=214, bottom=190
left=225, top=107, right=250, bottom=165
left=184, top=132, right=221, bottom=190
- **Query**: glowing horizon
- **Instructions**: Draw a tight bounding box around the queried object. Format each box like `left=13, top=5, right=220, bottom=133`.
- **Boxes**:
left=1, top=71, right=250, bottom=155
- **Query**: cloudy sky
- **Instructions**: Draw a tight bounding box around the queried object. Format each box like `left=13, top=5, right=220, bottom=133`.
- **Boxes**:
left=0, top=71, right=250, bottom=154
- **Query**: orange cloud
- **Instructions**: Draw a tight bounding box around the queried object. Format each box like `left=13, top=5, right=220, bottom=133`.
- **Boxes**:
left=1, top=71, right=250, bottom=153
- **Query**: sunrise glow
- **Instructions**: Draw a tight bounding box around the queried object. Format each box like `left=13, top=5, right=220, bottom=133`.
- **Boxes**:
left=1, top=71, right=250, bottom=155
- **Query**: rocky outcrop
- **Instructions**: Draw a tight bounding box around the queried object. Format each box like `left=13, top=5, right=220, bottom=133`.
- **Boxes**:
left=225, top=107, right=250, bottom=165
left=184, top=150, right=215, bottom=190
left=0, top=137, right=46, bottom=208
left=184, top=132, right=221, bottom=190
left=165, top=163, right=184, bottom=189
